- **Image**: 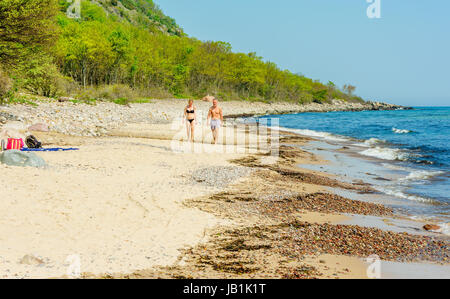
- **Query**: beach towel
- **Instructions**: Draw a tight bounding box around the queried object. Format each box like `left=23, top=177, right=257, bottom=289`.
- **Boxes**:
left=7, top=138, right=24, bottom=150
left=21, top=148, right=79, bottom=152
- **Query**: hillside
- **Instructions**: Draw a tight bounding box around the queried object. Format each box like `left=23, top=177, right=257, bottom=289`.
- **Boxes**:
left=60, top=0, right=183, bottom=36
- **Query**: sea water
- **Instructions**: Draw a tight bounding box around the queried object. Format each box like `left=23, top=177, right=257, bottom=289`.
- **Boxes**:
left=258, top=107, right=450, bottom=232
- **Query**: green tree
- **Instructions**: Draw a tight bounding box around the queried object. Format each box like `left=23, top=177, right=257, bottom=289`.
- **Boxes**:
left=0, top=65, right=13, bottom=104
left=343, top=84, right=356, bottom=96
left=0, top=0, right=59, bottom=64
left=20, top=54, right=64, bottom=97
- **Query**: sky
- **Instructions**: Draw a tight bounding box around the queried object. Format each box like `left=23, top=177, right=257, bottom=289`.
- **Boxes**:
left=156, top=0, right=450, bottom=106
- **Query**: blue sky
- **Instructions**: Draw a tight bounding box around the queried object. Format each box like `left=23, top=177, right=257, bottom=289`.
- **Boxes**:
left=157, top=0, right=450, bottom=106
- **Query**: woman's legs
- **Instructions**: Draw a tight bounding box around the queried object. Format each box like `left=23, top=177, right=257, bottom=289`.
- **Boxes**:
left=186, top=120, right=195, bottom=142
left=190, top=121, right=195, bottom=142
left=186, top=120, right=191, bottom=141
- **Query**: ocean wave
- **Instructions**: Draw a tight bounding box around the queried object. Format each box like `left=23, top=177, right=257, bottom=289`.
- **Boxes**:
left=275, top=127, right=350, bottom=142
left=360, top=147, right=411, bottom=161
left=364, top=138, right=386, bottom=147
left=350, top=138, right=387, bottom=148
left=437, top=223, right=450, bottom=236
left=392, top=127, right=412, bottom=134
left=380, top=163, right=413, bottom=172
left=399, top=170, right=444, bottom=182
left=378, top=187, right=438, bottom=204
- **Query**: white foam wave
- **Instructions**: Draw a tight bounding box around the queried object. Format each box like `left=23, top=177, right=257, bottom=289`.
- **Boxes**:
left=360, top=147, right=411, bottom=161
left=378, top=187, right=436, bottom=204
left=399, top=170, right=444, bottom=182
left=364, top=138, right=386, bottom=147
left=351, top=138, right=386, bottom=148
left=275, top=127, right=350, bottom=142
left=380, top=163, right=413, bottom=172
left=406, top=217, right=450, bottom=236
left=437, top=223, right=450, bottom=236
left=392, top=127, right=412, bottom=134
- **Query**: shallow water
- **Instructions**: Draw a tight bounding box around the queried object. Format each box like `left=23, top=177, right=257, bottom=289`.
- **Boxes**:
left=379, top=261, right=450, bottom=279
left=258, top=107, right=450, bottom=229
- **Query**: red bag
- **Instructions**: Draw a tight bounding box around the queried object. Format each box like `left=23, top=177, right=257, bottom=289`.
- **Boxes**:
left=6, top=138, right=24, bottom=150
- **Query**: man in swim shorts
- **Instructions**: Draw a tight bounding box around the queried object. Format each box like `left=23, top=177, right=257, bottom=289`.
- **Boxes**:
left=207, top=99, right=223, bottom=144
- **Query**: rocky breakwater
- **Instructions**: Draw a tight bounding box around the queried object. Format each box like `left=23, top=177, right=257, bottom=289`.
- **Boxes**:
left=0, top=98, right=408, bottom=137
left=224, top=100, right=409, bottom=118
left=366, top=101, right=411, bottom=111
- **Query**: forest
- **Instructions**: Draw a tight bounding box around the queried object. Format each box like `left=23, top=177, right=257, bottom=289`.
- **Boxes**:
left=0, top=0, right=363, bottom=104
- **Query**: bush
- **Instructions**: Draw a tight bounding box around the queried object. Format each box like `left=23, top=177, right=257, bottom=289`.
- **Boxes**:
left=75, top=86, right=99, bottom=103
left=97, top=84, right=138, bottom=101
left=20, top=54, right=68, bottom=98
left=298, top=93, right=313, bottom=105
left=0, top=66, right=13, bottom=104
left=73, top=84, right=139, bottom=105
left=139, top=86, right=172, bottom=99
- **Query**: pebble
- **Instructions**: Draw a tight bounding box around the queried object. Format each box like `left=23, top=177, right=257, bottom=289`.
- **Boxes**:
left=191, top=166, right=253, bottom=188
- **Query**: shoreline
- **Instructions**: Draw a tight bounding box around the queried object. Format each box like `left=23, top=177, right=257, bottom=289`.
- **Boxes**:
left=88, top=130, right=448, bottom=279
left=1, top=97, right=409, bottom=138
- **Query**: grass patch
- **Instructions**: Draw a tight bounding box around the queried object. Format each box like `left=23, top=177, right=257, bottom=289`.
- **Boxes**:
left=7, top=95, right=38, bottom=106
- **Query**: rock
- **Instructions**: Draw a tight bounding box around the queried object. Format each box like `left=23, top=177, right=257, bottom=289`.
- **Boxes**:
left=202, top=95, right=215, bottom=102
left=191, top=166, right=253, bottom=188
left=2, top=121, right=27, bottom=132
left=0, top=111, right=19, bottom=124
left=28, top=123, right=49, bottom=132
left=19, top=254, right=44, bottom=266
left=58, top=96, right=74, bottom=102
left=423, top=224, right=441, bottom=231
left=0, top=150, right=46, bottom=168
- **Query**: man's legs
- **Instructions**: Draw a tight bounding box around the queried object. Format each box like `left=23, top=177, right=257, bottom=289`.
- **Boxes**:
left=214, top=128, right=220, bottom=144
left=211, top=128, right=217, bottom=144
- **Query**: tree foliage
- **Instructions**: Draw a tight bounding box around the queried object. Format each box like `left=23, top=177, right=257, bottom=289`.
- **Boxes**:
left=0, top=0, right=59, bottom=64
left=0, top=65, right=13, bottom=103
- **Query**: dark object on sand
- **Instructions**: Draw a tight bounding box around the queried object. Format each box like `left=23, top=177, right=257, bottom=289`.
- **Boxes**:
left=423, top=224, right=441, bottom=231
left=25, top=135, right=42, bottom=149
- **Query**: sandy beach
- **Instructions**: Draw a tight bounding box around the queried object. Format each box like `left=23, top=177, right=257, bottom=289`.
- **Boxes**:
left=0, top=100, right=448, bottom=279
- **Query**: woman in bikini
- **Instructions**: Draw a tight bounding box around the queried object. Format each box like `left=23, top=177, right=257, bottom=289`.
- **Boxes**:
left=183, top=99, right=197, bottom=142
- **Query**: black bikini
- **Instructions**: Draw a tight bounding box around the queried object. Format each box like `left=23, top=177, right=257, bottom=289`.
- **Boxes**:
left=186, top=108, right=195, bottom=123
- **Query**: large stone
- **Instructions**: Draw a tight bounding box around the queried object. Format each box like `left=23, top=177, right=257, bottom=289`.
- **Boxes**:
left=0, top=150, right=46, bottom=168
left=28, top=123, right=49, bottom=132
left=19, top=254, right=45, bottom=266
left=2, top=121, right=27, bottom=131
